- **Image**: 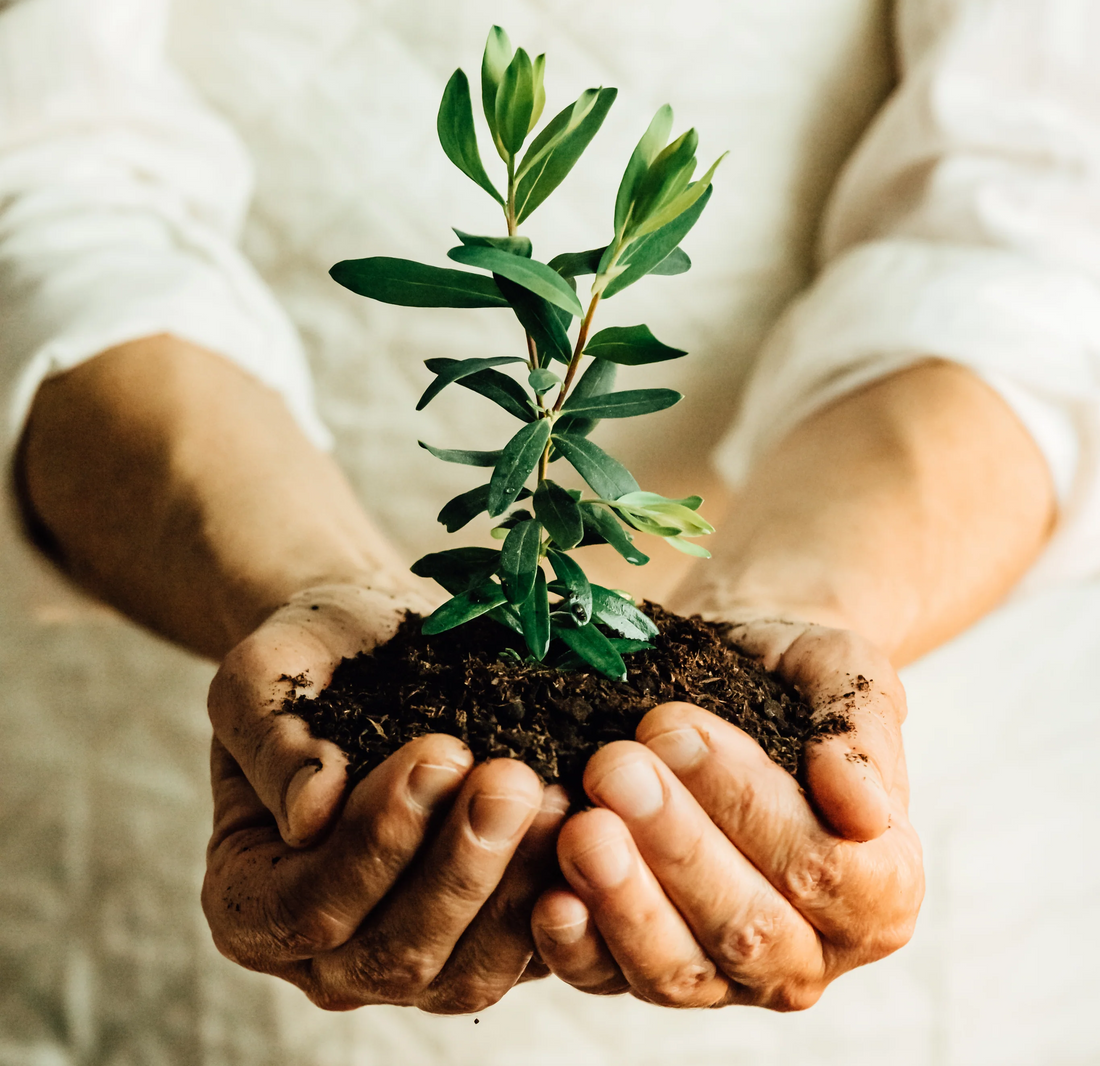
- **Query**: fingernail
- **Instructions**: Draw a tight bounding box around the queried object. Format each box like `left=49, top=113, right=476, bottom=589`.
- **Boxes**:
left=540, top=918, right=586, bottom=946
left=569, top=832, right=632, bottom=888
left=469, top=793, right=537, bottom=844
left=285, top=761, right=322, bottom=827
left=646, top=728, right=709, bottom=773
left=591, top=760, right=664, bottom=819
left=407, top=762, right=465, bottom=811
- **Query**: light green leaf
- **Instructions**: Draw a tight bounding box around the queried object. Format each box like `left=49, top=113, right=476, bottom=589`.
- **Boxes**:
left=665, top=536, right=712, bottom=558
left=437, top=69, right=505, bottom=205
left=530, top=53, right=546, bottom=132
left=331, top=257, right=508, bottom=308
left=419, top=440, right=502, bottom=467
left=547, top=548, right=593, bottom=626
left=583, top=324, right=687, bottom=365
left=453, top=229, right=531, bottom=258
left=488, top=418, right=552, bottom=516
left=631, top=152, right=727, bottom=240
left=500, top=519, right=543, bottom=604
left=615, top=104, right=673, bottom=235
left=426, top=358, right=535, bottom=423
left=411, top=546, right=500, bottom=595
left=614, top=490, right=703, bottom=510
left=417, top=356, right=526, bottom=410
left=554, top=622, right=626, bottom=681
left=422, top=580, right=507, bottom=635
left=514, top=87, right=617, bottom=222
left=551, top=433, right=639, bottom=500
left=447, top=245, right=583, bottom=317
left=481, top=25, right=513, bottom=149
left=496, top=47, right=534, bottom=156
left=601, top=185, right=712, bottom=299
left=579, top=503, right=649, bottom=566
left=534, top=479, right=583, bottom=549
left=627, top=128, right=698, bottom=236
left=529, top=368, right=561, bottom=394
left=612, top=493, right=715, bottom=537
left=519, top=569, right=550, bottom=659
left=559, top=387, right=682, bottom=419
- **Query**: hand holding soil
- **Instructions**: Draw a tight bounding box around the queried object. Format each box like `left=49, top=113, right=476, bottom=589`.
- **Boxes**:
left=532, top=618, right=924, bottom=1008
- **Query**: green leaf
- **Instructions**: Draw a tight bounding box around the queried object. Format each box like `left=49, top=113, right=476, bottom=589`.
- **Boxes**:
left=453, top=229, right=531, bottom=258
left=579, top=503, right=649, bottom=565
left=519, top=569, right=550, bottom=659
left=514, top=87, right=617, bottom=222
left=493, top=275, right=573, bottom=365
left=489, top=603, right=524, bottom=635
left=583, top=324, right=687, bottom=365
left=422, top=580, right=507, bottom=635
left=419, top=441, right=502, bottom=467
left=665, top=536, right=712, bottom=558
left=529, top=368, right=561, bottom=394
left=559, top=387, right=682, bottom=419
left=411, top=547, right=500, bottom=594
left=632, top=152, right=727, bottom=240
left=500, top=519, right=542, bottom=604
left=425, top=358, right=535, bottom=423
left=447, top=245, right=583, bottom=317
left=488, top=418, right=552, bottom=516
left=534, top=479, right=583, bottom=549
left=496, top=47, right=534, bottom=156
left=554, top=622, right=626, bottom=681
left=628, top=128, right=699, bottom=235
left=331, top=257, right=508, bottom=308
left=613, top=491, right=715, bottom=536
left=547, top=548, right=593, bottom=626
left=615, top=104, right=674, bottom=235
left=437, top=69, right=505, bottom=205
left=417, top=356, right=526, bottom=410
left=591, top=584, right=659, bottom=641
left=436, top=483, right=491, bottom=532
left=554, top=357, right=617, bottom=437
left=551, top=433, right=639, bottom=499
left=601, top=185, right=712, bottom=299
left=548, top=247, right=606, bottom=278
left=608, top=638, right=654, bottom=655
left=649, top=247, right=691, bottom=276
left=530, top=53, right=547, bottom=132
left=481, top=26, right=513, bottom=149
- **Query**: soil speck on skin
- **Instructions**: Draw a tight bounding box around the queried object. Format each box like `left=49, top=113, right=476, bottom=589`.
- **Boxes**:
left=288, top=604, right=851, bottom=799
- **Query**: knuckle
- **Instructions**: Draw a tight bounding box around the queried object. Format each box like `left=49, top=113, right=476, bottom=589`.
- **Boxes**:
left=261, top=891, right=348, bottom=957
left=766, top=980, right=823, bottom=1013
left=712, top=913, right=778, bottom=974
left=645, top=960, right=721, bottom=1008
left=345, top=942, right=439, bottom=1003
left=783, top=844, right=846, bottom=907
left=421, top=981, right=505, bottom=1016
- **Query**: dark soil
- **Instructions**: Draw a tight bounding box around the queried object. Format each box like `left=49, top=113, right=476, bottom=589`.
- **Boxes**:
left=285, top=603, right=848, bottom=801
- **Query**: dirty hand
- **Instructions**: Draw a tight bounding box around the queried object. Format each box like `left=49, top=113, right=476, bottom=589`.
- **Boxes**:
left=531, top=619, right=924, bottom=1008
left=203, top=582, right=567, bottom=1013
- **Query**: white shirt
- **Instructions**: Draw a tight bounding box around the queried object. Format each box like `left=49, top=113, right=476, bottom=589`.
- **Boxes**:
left=2, top=2, right=1100, bottom=1063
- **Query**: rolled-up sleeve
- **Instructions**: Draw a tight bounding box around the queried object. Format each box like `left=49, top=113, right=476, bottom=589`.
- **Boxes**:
left=0, top=0, right=331, bottom=492
left=715, top=0, right=1100, bottom=590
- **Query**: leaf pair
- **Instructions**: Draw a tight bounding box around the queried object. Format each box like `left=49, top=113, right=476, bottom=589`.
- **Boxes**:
left=482, top=27, right=545, bottom=159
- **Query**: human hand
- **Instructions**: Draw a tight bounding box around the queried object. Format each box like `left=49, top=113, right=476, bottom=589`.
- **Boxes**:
left=203, top=582, right=568, bottom=1013
left=531, top=619, right=923, bottom=1008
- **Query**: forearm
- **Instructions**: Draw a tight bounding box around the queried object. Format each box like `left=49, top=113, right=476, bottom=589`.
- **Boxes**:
left=671, top=361, right=1056, bottom=665
left=17, top=334, right=415, bottom=659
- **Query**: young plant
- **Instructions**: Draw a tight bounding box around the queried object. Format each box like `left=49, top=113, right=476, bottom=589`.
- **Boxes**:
left=331, top=26, right=724, bottom=681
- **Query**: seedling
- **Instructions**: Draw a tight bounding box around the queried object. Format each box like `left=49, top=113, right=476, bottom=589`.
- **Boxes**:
left=331, top=26, right=724, bottom=681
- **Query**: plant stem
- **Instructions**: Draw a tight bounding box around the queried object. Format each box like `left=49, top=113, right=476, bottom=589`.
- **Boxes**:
left=552, top=292, right=601, bottom=413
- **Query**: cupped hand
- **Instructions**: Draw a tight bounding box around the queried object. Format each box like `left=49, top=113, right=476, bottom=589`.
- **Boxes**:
left=531, top=619, right=924, bottom=1009
left=203, top=583, right=567, bottom=1013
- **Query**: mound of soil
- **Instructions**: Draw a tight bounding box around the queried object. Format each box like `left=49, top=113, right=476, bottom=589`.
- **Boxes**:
left=285, top=603, right=847, bottom=801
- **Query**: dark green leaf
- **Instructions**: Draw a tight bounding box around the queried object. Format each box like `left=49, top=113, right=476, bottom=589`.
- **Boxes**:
left=583, top=324, right=687, bottom=365
left=453, top=229, right=531, bottom=257
left=422, top=580, right=507, bottom=635
left=591, top=584, right=659, bottom=641
left=426, top=358, right=535, bottom=422
left=411, top=547, right=500, bottom=595
left=615, top=104, right=674, bottom=235
left=519, top=569, right=550, bottom=659
left=448, top=245, right=583, bottom=317
left=436, top=483, right=491, bottom=532
left=554, top=357, right=617, bottom=437
left=547, top=548, right=592, bottom=626
left=579, top=503, right=649, bottom=565
left=493, top=274, right=572, bottom=365
left=514, top=87, right=618, bottom=223
left=489, top=603, right=524, bottom=635
left=609, top=638, right=654, bottom=655
left=550, top=433, right=639, bottom=499
left=481, top=26, right=513, bottom=149
left=496, top=47, right=534, bottom=156
left=417, top=356, right=526, bottom=410
left=437, top=70, right=505, bottom=205
left=534, top=479, right=583, bottom=549
left=331, top=257, right=508, bottom=308
left=554, top=622, right=626, bottom=680
left=602, top=185, right=712, bottom=298
left=548, top=247, right=606, bottom=278
left=488, top=418, right=552, bottom=516
left=649, top=247, right=691, bottom=276
left=560, top=387, right=682, bottom=419
left=419, top=440, right=502, bottom=467
left=500, top=519, right=542, bottom=604
left=529, top=368, right=561, bottom=394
